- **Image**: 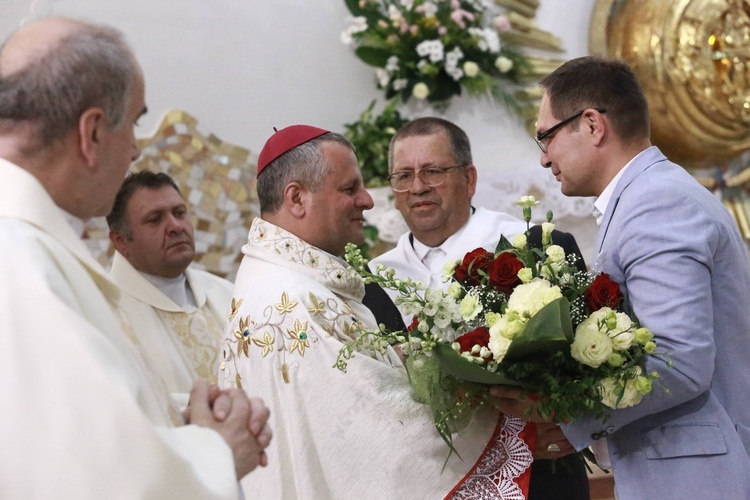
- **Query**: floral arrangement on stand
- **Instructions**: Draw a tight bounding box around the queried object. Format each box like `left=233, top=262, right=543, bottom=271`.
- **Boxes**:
left=336, top=196, right=667, bottom=448
left=341, top=0, right=529, bottom=109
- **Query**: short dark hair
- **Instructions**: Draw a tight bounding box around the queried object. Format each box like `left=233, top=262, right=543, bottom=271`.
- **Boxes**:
left=388, top=117, right=472, bottom=172
left=257, top=132, right=354, bottom=213
left=106, top=171, right=181, bottom=236
left=539, top=56, right=650, bottom=142
left=0, top=22, right=137, bottom=146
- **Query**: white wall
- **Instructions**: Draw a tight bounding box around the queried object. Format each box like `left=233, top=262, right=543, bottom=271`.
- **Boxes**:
left=0, top=0, right=596, bottom=172
left=0, top=0, right=601, bottom=258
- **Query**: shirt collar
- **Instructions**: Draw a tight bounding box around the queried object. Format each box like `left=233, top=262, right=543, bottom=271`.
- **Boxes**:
left=593, top=151, right=644, bottom=226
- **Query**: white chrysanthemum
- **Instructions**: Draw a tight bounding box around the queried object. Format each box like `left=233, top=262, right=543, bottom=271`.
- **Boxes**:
left=571, top=319, right=614, bottom=368
left=599, top=368, right=645, bottom=409
left=507, top=279, right=562, bottom=317
left=447, top=67, right=464, bottom=81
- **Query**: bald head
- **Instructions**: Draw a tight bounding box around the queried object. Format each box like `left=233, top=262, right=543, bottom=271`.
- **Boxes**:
left=0, top=17, right=140, bottom=147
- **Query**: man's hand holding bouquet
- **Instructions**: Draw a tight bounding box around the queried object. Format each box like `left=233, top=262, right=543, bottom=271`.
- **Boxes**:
left=336, top=195, right=665, bottom=455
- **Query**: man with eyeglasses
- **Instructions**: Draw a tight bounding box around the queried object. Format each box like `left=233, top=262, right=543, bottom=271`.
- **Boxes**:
left=494, top=56, right=750, bottom=499
left=367, top=116, right=591, bottom=500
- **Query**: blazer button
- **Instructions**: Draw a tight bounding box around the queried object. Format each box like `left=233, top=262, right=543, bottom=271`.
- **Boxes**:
left=591, top=432, right=602, bottom=440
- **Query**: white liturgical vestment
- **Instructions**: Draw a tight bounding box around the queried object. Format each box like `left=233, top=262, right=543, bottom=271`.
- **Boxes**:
left=222, top=218, right=533, bottom=499
left=111, top=251, right=232, bottom=393
left=0, top=158, right=238, bottom=499
left=371, top=207, right=527, bottom=322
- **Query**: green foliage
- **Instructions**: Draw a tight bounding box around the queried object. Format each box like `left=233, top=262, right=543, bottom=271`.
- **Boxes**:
left=343, top=98, right=408, bottom=187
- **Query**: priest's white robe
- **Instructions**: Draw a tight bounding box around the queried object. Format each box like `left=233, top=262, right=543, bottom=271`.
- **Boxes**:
left=371, top=207, right=527, bottom=322
left=222, top=218, right=532, bottom=499
left=0, top=158, right=238, bottom=499
left=111, top=251, right=232, bottom=392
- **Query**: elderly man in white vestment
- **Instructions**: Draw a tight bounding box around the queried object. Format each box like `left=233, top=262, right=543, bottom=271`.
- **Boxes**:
left=221, top=124, right=534, bottom=499
left=0, top=17, right=270, bottom=498
left=107, top=171, right=232, bottom=394
left=368, top=117, right=591, bottom=500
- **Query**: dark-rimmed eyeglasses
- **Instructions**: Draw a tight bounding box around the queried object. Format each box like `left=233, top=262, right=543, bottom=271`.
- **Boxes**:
left=387, top=164, right=467, bottom=192
left=534, top=108, right=607, bottom=153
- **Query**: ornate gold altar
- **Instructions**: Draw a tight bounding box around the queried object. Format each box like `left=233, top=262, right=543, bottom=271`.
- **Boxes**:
left=590, top=0, right=750, bottom=239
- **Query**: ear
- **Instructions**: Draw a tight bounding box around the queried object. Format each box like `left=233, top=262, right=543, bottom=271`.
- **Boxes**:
left=109, top=230, right=130, bottom=257
left=583, top=108, right=607, bottom=147
left=78, top=107, right=106, bottom=168
left=464, top=164, right=478, bottom=199
left=283, top=182, right=309, bottom=219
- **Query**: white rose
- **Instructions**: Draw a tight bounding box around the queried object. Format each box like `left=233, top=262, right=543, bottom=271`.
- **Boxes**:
left=447, top=281, right=463, bottom=299
left=507, top=279, right=562, bottom=317
left=571, top=320, right=614, bottom=368
left=518, top=267, right=533, bottom=283
left=545, top=245, right=565, bottom=263
left=488, top=330, right=512, bottom=362
left=489, top=313, right=525, bottom=340
left=443, top=259, right=460, bottom=278
left=607, top=311, right=635, bottom=350
left=462, top=61, right=479, bottom=78
left=412, top=82, right=430, bottom=100
left=599, top=369, right=644, bottom=409
left=495, top=56, right=513, bottom=73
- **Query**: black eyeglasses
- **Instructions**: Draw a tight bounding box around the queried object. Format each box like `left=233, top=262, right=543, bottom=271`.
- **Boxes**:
left=387, top=164, right=466, bottom=192
left=534, top=108, right=607, bottom=153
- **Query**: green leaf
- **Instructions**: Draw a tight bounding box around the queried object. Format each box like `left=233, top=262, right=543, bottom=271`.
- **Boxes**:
left=432, top=344, right=532, bottom=387
left=494, top=234, right=514, bottom=253
left=505, top=297, right=573, bottom=361
left=355, top=46, right=393, bottom=67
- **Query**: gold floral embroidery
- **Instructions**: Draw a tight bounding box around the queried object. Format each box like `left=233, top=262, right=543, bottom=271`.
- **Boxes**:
left=307, top=292, right=326, bottom=316
left=234, top=315, right=251, bottom=357
left=306, top=251, right=321, bottom=268
left=228, top=297, right=243, bottom=321
left=275, top=291, right=298, bottom=314
left=288, top=319, right=310, bottom=356
left=252, top=331, right=274, bottom=357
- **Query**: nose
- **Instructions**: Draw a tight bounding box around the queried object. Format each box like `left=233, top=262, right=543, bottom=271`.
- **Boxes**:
left=409, top=172, right=431, bottom=194
left=165, top=213, right=185, bottom=234
left=359, top=187, right=374, bottom=210
left=540, top=151, right=551, bottom=169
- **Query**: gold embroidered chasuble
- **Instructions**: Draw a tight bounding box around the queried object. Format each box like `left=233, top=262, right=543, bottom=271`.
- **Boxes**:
left=110, top=251, right=232, bottom=392
left=222, top=218, right=533, bottom=499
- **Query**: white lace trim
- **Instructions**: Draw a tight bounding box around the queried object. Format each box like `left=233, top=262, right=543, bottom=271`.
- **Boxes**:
left=448, top=415, right=533, bottom=500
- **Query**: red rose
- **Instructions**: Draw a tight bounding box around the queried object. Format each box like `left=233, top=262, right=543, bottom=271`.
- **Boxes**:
left=454, top=248, right=493, bottom=286
left=584, top=273, right=623, bottom=311
left=407, top=316, right=419, bottom=332
left=456, top=327, right=492, bottom=363
left=487, top=252, right=524, bottom=294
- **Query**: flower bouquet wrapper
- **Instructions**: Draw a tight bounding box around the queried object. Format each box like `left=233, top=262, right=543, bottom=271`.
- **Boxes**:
left=433, top=297, right=574, bottom=387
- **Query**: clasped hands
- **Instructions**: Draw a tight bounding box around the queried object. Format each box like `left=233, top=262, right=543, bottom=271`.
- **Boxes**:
left=491, top=385, right=574, bottom=460
left=185, top=378, right=272, bottom=480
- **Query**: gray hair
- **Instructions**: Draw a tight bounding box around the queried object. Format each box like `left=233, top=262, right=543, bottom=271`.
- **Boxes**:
left=0, top=23, right=137, bottom=145
left=258, top=132, right=355, bottom=213
left=388, top=116, right=472, bottom=173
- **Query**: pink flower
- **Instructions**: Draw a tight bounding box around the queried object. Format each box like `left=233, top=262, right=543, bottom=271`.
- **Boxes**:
left=451, top=9, right=475, bottom=29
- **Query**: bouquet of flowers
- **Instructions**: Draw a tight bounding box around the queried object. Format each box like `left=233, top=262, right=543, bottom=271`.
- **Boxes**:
left=340, top=0, right=527, bottom=107
left=337, top=196, right=665, bottom=444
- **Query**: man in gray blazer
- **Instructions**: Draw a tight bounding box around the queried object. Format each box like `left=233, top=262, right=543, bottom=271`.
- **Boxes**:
left=494, top=56, right=750, bottom=498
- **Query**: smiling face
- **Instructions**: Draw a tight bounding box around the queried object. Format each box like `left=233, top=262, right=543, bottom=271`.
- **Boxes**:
left=391, top=131, right=476, bottom=247
left=304, top=141, right=374, bottom=256
left=112, top=185, right=196, bottom=278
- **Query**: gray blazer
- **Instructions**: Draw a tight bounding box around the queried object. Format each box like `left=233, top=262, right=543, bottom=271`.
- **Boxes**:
left=563, top=146, right=750, bottom=499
